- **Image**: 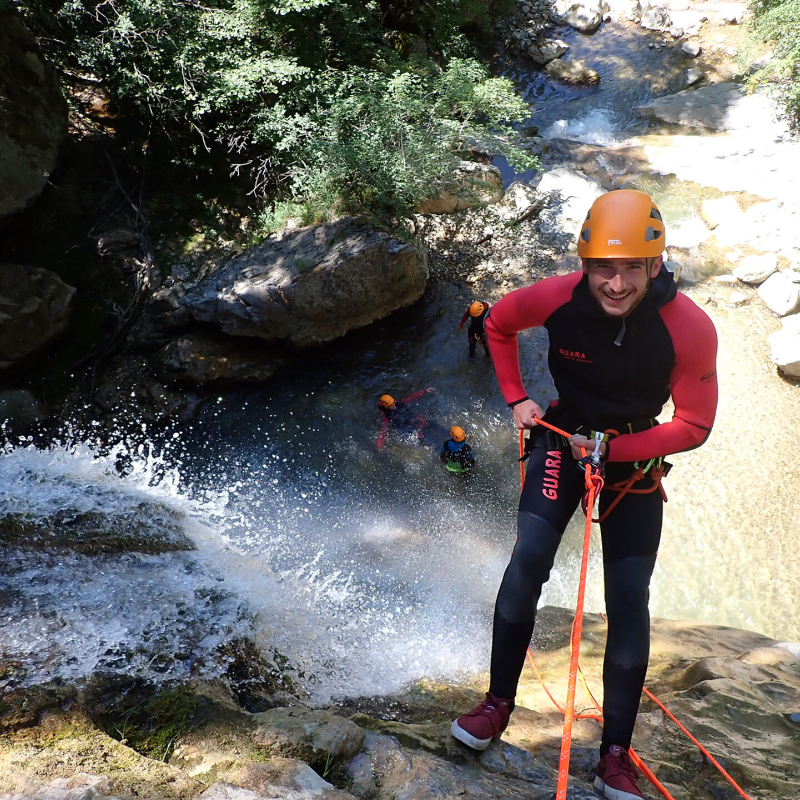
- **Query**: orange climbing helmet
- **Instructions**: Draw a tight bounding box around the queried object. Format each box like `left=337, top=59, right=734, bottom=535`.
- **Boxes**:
left=577, top=190, right=666, bottom=259
left=469, top=301, right=486, bottom=317
left=378, top=394, right=395, bottom=409
left=450, top=426, right=467, bottom=442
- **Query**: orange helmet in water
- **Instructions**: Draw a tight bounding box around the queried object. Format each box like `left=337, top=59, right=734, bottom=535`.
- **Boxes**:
left=450, top=426, right=467, bottom=442
left=577, top=190, right=665, bottom=259
left=469, top=301, right=486, bottom=317
left=378, top=394, right=395, bottom=409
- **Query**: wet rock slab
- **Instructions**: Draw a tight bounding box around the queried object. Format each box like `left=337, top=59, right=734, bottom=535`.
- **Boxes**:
left=635, top=82, right=790, bottom=134
left=0, top=506, right=194, bottom=555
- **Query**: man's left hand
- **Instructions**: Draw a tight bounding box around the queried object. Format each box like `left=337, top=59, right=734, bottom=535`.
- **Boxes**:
left=569, top=434, right=606, bottom=462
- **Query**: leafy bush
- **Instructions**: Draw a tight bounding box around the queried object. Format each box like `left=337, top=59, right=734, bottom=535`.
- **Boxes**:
left=747, top=0, right=800, bottom=124
left=290, top=60, right=535, bottom=221
left=15, top=0, right=532, bottom=223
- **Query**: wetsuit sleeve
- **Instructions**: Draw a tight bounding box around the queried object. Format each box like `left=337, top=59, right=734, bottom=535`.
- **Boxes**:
left=485, top=274, right=580, bottom=404
left=608, top=294, right=718, bottom=462
left=459, top=310, right=470, bottom=328
left=401, top=389, right=429, bottom=403
left=376, top=415, right=391, bottom=448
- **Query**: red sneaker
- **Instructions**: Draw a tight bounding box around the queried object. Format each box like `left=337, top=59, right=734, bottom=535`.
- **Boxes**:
left=594, top=745, right=645, bottom=800
left=450, top=692, right=514, bottom=750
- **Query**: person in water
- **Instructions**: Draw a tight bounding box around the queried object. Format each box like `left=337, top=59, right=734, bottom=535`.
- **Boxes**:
left=458, top=300, right=491, bottom=357
left=376, top=388, right=436, bottom=448
left=440, top=426, right=476, bottom=473
left=450, top=190, right=718, bottom=800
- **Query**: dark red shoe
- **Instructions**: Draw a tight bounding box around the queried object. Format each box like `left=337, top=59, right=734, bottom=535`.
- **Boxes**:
left=450, top=692, right=513, bottom=750
left=594, top=745, right=645, bottom=799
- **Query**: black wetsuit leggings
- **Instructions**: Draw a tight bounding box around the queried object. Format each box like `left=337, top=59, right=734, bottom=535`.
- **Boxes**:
left=489, top=440, right=663, bottom=756
left=468, top=321, right=487, bottom=355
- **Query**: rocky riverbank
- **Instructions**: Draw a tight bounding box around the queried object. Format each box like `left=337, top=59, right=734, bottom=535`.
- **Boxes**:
left=2, top=608, right=799, bottom=800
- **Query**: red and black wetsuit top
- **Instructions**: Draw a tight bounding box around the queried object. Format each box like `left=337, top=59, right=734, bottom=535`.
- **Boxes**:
left=485, top=269, right=718, bottom=463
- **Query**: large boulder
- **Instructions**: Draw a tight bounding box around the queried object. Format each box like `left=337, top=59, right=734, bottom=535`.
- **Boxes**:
left=0, top=263, right=76, bottom=370
left=0, top=11, right=68, bottom=219
left=252, top=708, right=365, bottom=765
left=758, top=271, right=800, bottom=317
left=525, top=38, right=570, bottom=66
left=769, top=313, right=800, bottom=378
left=700, top=195, right=743, bottom=230
left=202, top=760, right=357, bottom=800
left=415, top=161, right=503, bottom=214
left=604, top=0, right=642, bottom=21
left=552, top=0, right=604, bottom=32
left=182, top=218, right=428, bottom=348
left=639, top=2, right=672, bottom=31
left=732, top=253, right=778, bottom=285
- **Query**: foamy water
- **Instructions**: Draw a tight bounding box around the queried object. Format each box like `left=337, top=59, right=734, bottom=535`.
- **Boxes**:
left=0, top=433, right=523, bottom=699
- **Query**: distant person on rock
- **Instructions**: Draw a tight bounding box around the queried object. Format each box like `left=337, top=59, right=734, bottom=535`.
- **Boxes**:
left=450, top=190, right=719, bottom=800
left=458, top=300, right=491, bottom=357
left=440, top=426, right=476, bottom=474
left=376, top=388, right=438, bottom=448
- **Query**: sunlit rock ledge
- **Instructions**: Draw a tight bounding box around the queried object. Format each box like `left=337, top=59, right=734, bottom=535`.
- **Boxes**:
left=1, top=607, right=798, bottom=800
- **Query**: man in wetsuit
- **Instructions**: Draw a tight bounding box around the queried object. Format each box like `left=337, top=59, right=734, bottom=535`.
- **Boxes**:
left=376, top=388, right=436, bottom=448
left=458, top=301, right=491, bottom=357
left=440, top=426, right=476, bottom=473
left=450, top=190, right=718, bottom=800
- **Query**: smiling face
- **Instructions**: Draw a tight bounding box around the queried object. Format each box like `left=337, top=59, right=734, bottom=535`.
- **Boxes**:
left=583, top=256, right=663, bottom=318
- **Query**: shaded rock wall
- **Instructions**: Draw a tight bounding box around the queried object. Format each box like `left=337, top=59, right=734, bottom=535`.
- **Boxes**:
left=0, top=11, right=68, bottom=219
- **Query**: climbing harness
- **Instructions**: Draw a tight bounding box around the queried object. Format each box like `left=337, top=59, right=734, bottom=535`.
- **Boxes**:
left=517, top=422, right=754, bottom=800
left=522, top=417, right=672, bottom=524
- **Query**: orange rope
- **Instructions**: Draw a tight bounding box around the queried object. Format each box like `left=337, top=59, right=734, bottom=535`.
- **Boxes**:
left=555, top=461, right=601, bottom=800
left=518, top=428, right=603, bottom=799
left=641, top=687, right=753, bottom=800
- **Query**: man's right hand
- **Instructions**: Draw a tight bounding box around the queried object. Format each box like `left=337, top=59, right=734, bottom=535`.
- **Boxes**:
left=512, top=399, right=545, bottom=430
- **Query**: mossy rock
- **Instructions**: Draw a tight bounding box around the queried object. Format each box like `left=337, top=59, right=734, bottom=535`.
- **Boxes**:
left=81, top=674, right=199, bottom=762
left=0, top=507, right=194, bottom=555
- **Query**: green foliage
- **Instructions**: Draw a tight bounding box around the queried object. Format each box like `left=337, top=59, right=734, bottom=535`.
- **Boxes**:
left=16, top=0, right=534, bottom=223
left=291, top=59, right=535, bottom=221
left=257, top=200, right=310, bottom=235
left=747, top=0, right=800, bottom=123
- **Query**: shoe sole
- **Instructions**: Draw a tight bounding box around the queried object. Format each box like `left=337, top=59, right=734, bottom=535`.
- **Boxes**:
left=593, top=776, right=644, bottom=800
left=450, top=720, right=493, bottom=750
